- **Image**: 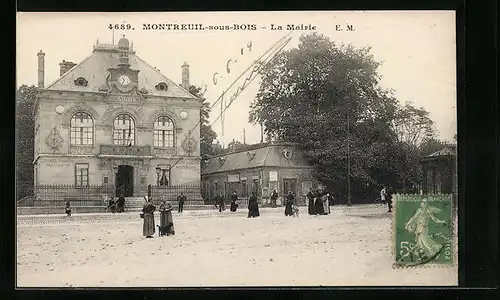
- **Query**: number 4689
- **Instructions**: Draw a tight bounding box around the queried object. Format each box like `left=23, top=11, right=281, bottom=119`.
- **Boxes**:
left=109, top=24, right=133, bottom=30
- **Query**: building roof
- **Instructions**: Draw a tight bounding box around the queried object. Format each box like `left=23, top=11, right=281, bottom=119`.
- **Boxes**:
left=427, top=144, right=457, bottom=157
left=201, top=144, right=311, bottom=175
left=45, top=42, right=196, bottom=99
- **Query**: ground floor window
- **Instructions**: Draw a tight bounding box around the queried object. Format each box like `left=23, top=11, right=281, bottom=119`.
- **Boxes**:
left=75, top=163, right=89, bottom=186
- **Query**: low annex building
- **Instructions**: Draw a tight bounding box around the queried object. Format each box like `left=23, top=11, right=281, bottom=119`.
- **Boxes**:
left=201, top=143, right=316, bottom=203
left=421, top=144, right=457, bottom=196
left=33, top=36, right=202, bottom=197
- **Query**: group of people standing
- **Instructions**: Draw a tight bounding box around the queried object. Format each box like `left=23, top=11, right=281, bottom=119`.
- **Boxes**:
left=215, top=191, right=260, bottom=217
left=141, top=196, right=176, bottom=238
left=306, top=188, right=333, bottom=216
left=107, top=194, right=126, bottom=213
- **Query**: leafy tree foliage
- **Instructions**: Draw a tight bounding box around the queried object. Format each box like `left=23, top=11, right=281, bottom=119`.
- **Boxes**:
left=250, top=33, right=437, bottom=200
left=16, top=85, right=37, bottom=200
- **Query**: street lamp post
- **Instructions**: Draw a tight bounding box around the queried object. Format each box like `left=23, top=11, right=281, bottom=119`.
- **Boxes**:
left=347, top=113, right=352, bottom=207
left=155, top=166, right=161, bottom=186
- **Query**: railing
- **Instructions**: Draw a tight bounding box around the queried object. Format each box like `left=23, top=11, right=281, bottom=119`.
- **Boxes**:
left=150, top=185, right=202, bottom=206
left=16, top=196, right=36, bottom=207
left=33, top=184, right=115, bottom=207
left=100, top=145, right=152, bottom=156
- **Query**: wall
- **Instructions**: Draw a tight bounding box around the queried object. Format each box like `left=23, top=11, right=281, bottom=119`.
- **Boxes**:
left=34, top=90, right=202, bottom=189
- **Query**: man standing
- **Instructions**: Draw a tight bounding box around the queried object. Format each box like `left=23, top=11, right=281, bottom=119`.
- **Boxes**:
left=306, top=188, right=315, bottom=215
left=177, top=192, right=186, bottom=213
left=117, top=193, right=126, bottom=213
left=386, top=186, right=394, bottom=213
left=270, top=190, right=278, bottom=208
left=380, top=186, right=387, bottom=205
left=216, top=193, right=225, bottom=212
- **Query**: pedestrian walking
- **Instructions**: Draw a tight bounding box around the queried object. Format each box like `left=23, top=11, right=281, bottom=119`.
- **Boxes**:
left=117, top=193, right=126, bottom=213
left=177, top=192, right=186, bottom=213
left=380, top=186, right=387, bottom=205
left=247, top=192, right=260, bottom=218
left=306, top=188, right=315, bottom=215
left=216, top=193, right=225, bottom=212
left=386, top=186, right=394, bottom=213
left=314, top=190, right=325, bottom=215
left=230, top=191, right=239, bottom=212
left=270, top=190, right=278, bottom=208
left=141, top=197, right=156, bottom=238
left=65, top=200, right=72, bottom=217
left=284, top=191, right=295, bottom=216
left=322, top=192, right=331, bottom=214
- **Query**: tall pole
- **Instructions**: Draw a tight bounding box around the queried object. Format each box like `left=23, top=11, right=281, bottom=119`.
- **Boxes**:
left=347, top=113, right=352, bottom=206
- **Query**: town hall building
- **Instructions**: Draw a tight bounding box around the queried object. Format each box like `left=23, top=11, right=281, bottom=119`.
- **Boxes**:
left=33, top=36, right=202, bottom=198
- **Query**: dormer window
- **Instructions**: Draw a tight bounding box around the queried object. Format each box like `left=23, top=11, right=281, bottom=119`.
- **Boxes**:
left=155, top=82, right=168, bottom=91
left=74, top=77, right=88, bottom=87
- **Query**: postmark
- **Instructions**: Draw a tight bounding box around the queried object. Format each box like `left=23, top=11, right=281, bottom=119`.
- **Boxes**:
left=393, top=194, right=455, bottom=268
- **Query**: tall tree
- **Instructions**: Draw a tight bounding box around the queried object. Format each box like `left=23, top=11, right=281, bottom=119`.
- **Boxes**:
left=250, top=33, right=401, bottom=200
left=16, top=85, right=37, bottom=200
left=187, top=85, right=221, bottom=163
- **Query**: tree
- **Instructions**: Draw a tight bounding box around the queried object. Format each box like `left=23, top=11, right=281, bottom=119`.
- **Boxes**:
left=16, top=85, right=37, bottom=200
left=187, top=85, right=221, bottom=164
left=420, top=138, right=445, bottom=156
left=249, top=33, right=402, bottom=201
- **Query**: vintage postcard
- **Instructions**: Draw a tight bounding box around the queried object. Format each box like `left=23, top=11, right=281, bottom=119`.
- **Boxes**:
left=16, top=11, right=457, bottom=287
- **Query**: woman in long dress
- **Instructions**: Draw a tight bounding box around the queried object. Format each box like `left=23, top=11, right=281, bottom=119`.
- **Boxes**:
left=230, top=191, right=239, bottom=212
left=247, top=192, right=260, bottom=218
left=322, top=192, right=331, bottom=215
left=314, top=192, right=325, bottom=215
left=142, top=197, right=156, bottom=238
left=284, top=191, right=294, bottom=216
left=159, top=200, right=175, bottom=236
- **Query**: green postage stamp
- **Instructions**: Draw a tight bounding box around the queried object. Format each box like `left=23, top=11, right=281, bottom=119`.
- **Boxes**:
left=393, top=194, right=455, bottom=268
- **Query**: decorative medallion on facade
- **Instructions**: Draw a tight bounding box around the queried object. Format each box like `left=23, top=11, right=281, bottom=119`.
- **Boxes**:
left=55, top=105, right=65, bottom=114
left=45, top=125, right=63, bottom=151
left=179, top=110, right=189, bottom=120
left=282, top=148, right=293, bottom=160
left=218, top=157, right=227, bottom=166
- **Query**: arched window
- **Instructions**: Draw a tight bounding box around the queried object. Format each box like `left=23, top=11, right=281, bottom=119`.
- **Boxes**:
left=153, top=116, right=175, bottom=147
left=113, top=114, right=135, bottom=146
left=70, top=112, right=94, bottom=145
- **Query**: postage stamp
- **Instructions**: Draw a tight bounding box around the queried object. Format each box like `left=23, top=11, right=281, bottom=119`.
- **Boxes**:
left=393, top=194, right=455, bottom=268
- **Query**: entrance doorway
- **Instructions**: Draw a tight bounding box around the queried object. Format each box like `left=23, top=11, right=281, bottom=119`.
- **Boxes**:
left=116, top=165, right=134, bottom=197
left=283, top=178, right=297, bottom=196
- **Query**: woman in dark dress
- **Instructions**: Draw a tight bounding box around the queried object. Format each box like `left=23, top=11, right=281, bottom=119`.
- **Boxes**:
left=306, top=188, right=315, bottom=215
left=230, top=191, right=239, bottom=212
left=247, top=192, right=260, bottom=218
left=142, top=197, right=156, bottom=238
left=314, top=191, right=325, bottom=215
left=159, top=201, right=175, bottom=236
left=284, top=191, right=294, bottom=216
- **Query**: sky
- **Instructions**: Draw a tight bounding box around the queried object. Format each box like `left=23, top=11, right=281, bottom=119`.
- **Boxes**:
left=17, top=11, right=456, bottom=146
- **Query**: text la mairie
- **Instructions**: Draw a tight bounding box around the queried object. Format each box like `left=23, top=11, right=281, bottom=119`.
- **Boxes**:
left=33, top=36, right=202, bottom=197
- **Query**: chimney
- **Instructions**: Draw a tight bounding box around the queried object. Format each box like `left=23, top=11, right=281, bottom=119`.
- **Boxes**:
left=59, top=60, right=77, bottom=76
left=181, top=62, right=190, bottom=90
left=37, top=50, right=45, bottom=88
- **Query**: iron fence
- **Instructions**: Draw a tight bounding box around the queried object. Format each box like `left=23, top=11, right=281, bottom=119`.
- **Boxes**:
left=149, top=185, right=203, bottom=206
left=33, top=184, right=115, bottom=207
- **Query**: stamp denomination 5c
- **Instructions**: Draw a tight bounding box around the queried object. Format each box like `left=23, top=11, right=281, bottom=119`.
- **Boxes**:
left=393, top=194, right=454, bottom=268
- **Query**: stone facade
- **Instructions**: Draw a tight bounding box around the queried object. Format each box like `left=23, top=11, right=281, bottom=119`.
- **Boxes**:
left=33, top=37, right=202, bottom=197
left=421, top=145, right=457, bottom=195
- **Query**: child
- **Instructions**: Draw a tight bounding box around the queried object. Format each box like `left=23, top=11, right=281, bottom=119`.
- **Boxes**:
left=65, top=200, right=72, bottom=217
